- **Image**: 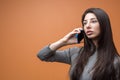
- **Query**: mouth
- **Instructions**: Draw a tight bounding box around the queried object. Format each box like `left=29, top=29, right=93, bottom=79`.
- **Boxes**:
left=86, top=31, right=93, bottom=35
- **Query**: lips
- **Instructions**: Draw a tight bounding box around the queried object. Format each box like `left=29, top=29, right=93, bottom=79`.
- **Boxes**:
left=86, top=31, right=93, bottom=35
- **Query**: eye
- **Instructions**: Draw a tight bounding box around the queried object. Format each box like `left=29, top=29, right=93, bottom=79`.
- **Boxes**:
left=83, top=21, right=87, bottom=25
left=91, top=20, right=98, bottom=23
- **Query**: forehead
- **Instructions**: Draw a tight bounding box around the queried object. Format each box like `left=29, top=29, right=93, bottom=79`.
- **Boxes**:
left=84, top=13, right=97, bottom=20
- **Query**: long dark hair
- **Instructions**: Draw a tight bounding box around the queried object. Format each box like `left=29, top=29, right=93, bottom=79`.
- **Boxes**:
left=71, top=8, right=120, bottom=80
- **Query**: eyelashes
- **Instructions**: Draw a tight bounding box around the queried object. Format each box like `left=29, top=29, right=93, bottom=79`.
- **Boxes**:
left=83, top=20, right=98, bottom=25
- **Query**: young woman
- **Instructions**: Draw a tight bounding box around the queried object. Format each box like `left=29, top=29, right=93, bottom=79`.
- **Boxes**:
left=37, top=8, right=120, bottom=80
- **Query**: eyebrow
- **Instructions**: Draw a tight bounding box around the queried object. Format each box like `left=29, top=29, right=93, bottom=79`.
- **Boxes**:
left=84, top=18, right=97, bottom=21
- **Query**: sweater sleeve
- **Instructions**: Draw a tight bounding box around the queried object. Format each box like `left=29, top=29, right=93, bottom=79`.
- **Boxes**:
left=37, top=45, right=81, bottom=64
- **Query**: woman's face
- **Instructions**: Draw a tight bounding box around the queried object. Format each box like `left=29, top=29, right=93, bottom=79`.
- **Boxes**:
left=83, top=13, right=100, bottom=40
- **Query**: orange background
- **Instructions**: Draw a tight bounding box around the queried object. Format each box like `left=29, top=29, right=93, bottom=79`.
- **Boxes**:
left=1, top=0, right=120, bottom=80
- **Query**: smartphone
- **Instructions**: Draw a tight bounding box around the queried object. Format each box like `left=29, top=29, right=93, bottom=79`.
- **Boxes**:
left=75, top=30, right=84, bottom=43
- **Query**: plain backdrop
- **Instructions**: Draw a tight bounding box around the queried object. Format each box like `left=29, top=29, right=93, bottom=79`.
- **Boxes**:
left=1, top=0, right=120, bottom=80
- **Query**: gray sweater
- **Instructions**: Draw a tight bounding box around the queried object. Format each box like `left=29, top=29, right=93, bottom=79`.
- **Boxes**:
left=37, top=45, right=120, bottom=80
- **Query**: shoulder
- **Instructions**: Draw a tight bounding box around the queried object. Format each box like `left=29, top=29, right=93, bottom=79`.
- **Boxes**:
left=114, top=54, right=120, bottom=69
left=114, top=54, right=120, bottom=64
left=69, top=46, right=83, bottom=56
left=68, top=46, right=83, bottom=63
left=114, top=54, right=120, bottom=79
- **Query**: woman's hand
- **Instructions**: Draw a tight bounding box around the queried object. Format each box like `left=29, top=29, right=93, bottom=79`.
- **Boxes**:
left=61, top=28, right=83, bottom=45
left=49, top=28, right=83, bottom=50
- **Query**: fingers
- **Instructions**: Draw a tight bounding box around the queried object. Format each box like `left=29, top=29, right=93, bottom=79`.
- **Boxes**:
left=63, top=27, right=83, bottom=39
left=61, top=27, right=83, bottom=45
left=72, top=27, right=83, bottom=34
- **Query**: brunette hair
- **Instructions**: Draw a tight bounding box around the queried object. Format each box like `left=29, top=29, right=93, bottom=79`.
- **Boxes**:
left=71, top=8, right=120, bottom=80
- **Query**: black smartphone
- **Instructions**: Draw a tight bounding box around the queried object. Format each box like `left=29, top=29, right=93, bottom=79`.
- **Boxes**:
left=75, top=30, right=84, bottom=43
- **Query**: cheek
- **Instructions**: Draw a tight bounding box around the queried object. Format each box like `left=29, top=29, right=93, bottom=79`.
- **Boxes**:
left=83, top=27, right=87, bottom=33
left=94, top=26, right=101, bottom=35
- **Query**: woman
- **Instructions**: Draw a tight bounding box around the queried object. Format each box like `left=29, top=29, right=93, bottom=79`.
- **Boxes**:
left=37, top=8, right=120, bottom=80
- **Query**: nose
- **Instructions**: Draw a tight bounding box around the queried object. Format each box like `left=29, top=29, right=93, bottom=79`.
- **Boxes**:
left=85, top=22, right=91, bottom=29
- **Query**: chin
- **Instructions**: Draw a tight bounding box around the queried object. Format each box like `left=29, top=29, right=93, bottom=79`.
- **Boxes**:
left=87, top=35, right=99, bottom=40
left=87, top=35, right=97, bottom=39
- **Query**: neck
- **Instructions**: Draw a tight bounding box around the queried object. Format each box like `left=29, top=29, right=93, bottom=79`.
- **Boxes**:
left=92, top=39, right=98, bottom=48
